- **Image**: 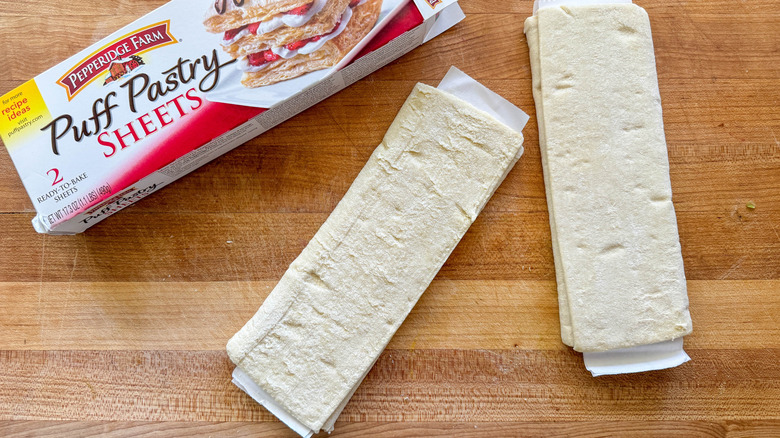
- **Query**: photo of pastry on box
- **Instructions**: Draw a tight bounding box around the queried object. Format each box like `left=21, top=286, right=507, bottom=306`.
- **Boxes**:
left=204, top=0, right=400, bottom=106
left=206, top=0, right=382, bottom=87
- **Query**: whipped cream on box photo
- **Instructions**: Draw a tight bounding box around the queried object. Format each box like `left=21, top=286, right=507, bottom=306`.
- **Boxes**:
left=219, top=0, right=330, bottom=46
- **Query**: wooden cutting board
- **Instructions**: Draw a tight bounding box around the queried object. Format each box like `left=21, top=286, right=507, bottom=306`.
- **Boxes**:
left=0, top=0, right=778, bottom=436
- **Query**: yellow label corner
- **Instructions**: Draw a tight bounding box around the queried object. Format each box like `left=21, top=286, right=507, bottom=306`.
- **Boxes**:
left=0, top=80, right=52, bottom=150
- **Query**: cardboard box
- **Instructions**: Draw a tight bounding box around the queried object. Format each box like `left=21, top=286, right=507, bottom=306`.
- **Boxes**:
left=0, top=0, right=463, bottom=234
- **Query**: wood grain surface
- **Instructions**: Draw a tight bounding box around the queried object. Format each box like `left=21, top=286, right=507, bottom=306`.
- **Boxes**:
left=1, top=0, right=779, bottom=436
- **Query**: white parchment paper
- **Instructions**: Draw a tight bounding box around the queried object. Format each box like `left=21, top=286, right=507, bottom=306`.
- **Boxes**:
left=584, top=338, right=690, bottom=377
left=438, top=66, right=529, bottom=133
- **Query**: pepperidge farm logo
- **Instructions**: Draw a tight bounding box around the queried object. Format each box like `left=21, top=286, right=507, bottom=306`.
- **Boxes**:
left=56, top=21, right=178, bottom=100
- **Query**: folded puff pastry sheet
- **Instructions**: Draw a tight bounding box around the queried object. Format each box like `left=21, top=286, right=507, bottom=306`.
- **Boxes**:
left=227, top=83, right=525, bottom=433
left=524, top=4, right=692, bottom=353
left=241, top=0, right=379, bottom=87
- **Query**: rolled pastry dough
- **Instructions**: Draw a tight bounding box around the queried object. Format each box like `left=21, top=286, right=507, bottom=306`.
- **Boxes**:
left=524, top=4, right=692, bottom=352
left=227, top=83, right=525, bottom=433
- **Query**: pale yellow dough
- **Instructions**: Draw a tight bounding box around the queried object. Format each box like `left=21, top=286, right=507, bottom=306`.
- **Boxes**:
left=227, top=83, right=525, bottom=432
left=524, top=4, right=693, bottom=352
